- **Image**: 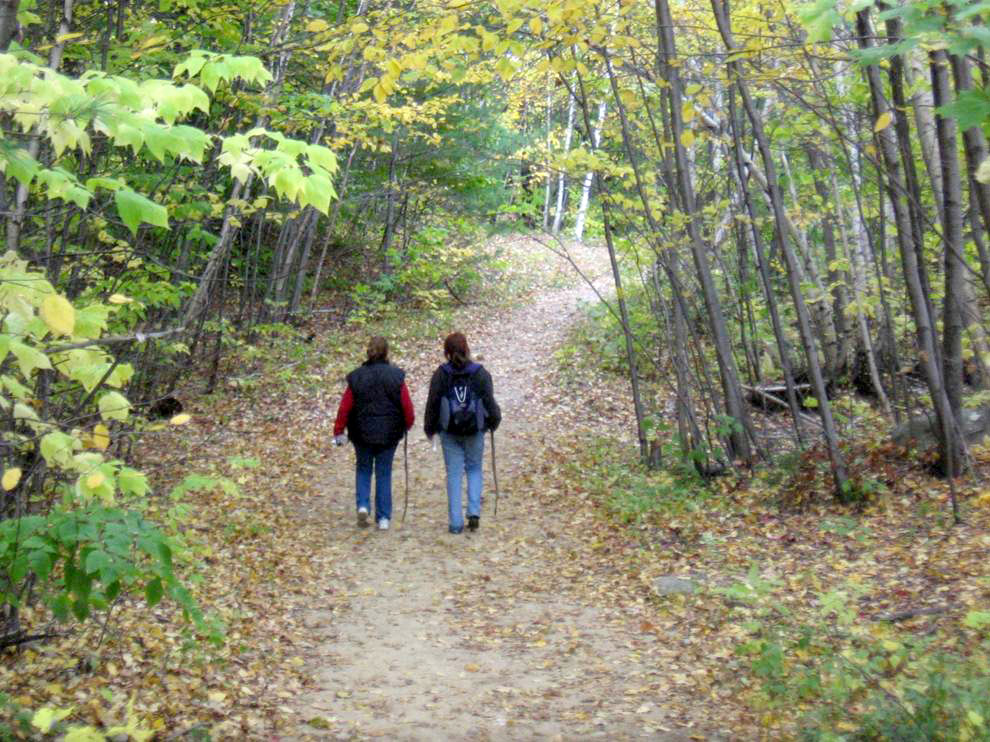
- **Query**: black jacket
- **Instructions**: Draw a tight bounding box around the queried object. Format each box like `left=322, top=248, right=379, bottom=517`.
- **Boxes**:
left=346, top=360, right=407, bottom=447
left=424, top=361, right=501, bottom=437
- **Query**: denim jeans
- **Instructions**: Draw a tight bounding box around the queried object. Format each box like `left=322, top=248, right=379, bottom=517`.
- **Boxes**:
left=439, top=431, right=485, bottom=532
left=354, top=442, right=398, bottom=523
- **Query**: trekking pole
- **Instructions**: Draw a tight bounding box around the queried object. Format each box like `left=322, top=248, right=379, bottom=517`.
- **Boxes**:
left=490, top=430, right=500, bottom=519
left=401, top=432, right=410, bottom=523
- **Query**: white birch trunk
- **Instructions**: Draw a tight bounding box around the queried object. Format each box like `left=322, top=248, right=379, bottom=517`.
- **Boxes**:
left=551, top=86, right=576, bottom=234
left=575, top=101, right=606, bottom=242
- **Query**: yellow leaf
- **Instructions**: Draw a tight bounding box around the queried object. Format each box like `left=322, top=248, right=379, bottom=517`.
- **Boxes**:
left=91, top=424, right=110, bottom=451
left=372, top=82, right=387, bottom=103
left=306, top=19, right=329, bottom=32
left=63, top=727, right=106, bottom=742
left=680, top=130, right=695, bottom=148
left=976, top=157, right=990, bottom=185
left=351, top=21, right=368, bottom=34
left=2, top=468, right=21, bottom=491
left=32, top=707, right=74, bottom=733
left=55, top=32, right=84, bottom=43
left=682, top=103, right=695, bottom=123
left=108, top=293, right=133, bottom=304
left=86, top=472, right=106, bottom=489
left=40, top=294, right=75, bottom=336
left=529, top=16, right=542, bottom=35
left=208, top=691, right=227, bottom=703
left=169, top=413, right=191, bottom=426
left=464, top=663, right=480, bottom=672
left=874, top=111, right=893, bottom=132
left=439, top=14, right=458, bottom=33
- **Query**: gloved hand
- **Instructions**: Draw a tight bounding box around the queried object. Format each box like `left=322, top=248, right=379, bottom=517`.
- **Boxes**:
left=333, top=435, right=347, bottom=447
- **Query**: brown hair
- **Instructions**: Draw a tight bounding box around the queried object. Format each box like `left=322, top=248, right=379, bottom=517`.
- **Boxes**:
left=443, top=332, right=470, bottom=369
left=366, top=336, right=388, bottom=362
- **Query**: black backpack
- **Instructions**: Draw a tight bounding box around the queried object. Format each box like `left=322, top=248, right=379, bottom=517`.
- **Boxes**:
left=440, top=367, right=486, bottom=435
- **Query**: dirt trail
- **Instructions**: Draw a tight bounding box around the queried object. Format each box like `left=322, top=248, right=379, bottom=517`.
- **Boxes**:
left=290, top=242, right=695, bottom=741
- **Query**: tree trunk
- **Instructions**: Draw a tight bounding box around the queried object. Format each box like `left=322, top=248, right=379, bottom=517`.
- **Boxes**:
left=930, top=49, right=966, bottom=426
left=856, top=8, right=962, bottom=492
left=5, top=0, right=74, bottom=255
left=950, top=52, right=990, bottom=292
left=653, top=0, right=753, bottom=462
left=712, top=0, right=848, bottom=495
left=551, top=86, right=576, bottom=235
left=543, top=75, right=553, bottom=231
left=575, top=101, right=606, bottom=242
left=0, top=0, right=19, bottom=52
left=807, top=146, right=852, bottom=376
left=728, top=90, right=806, bottom=445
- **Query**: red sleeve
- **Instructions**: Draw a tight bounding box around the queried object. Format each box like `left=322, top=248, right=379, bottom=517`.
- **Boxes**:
left=400, top=382, right=415, bottom=430
left=333, top=386, right=353, bottom=436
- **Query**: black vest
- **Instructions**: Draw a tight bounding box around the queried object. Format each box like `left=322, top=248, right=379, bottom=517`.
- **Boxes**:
left=346, top=361, right=406, bottom=447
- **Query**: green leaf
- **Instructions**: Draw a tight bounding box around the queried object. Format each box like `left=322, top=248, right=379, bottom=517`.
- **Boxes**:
left=84, top=550, right=112, bottom=575
left=72, top=597, right=90, bottom=621
left=40, top=431, right=77, bottom=467
left=301, top=173, right=335, bottom=214
left=9, top=340, right=52, bottom=376
left=938, top=89, right=990, bottom=131
left=98, top=391, right=131, bottom=421
left=115, top=189, right=169, bottom=235
left=306, top=144, right=337, bottom=174
left=28, top=549, right=54, bottom=581
left=52, top=593, right=70, bottom=621
left=798, top=0, right=841, bottom=43
left=118, top=467, right=150, bottom=496
left=963, top=610, right=990, bottom=629
left=145, top=577, right=163, bottom=606
left=74, top=304, right=111, bottom=338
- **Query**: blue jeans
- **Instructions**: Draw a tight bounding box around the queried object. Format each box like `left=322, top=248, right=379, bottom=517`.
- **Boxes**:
left=440, top=431, right=485, bottom=532
left=354, top=442, right=397, bottom=522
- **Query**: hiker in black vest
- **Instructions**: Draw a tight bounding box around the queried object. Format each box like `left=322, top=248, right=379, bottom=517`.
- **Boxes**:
left=333, top=336, right=415, bottom=530
left=424, top=332, right=501, bottom=533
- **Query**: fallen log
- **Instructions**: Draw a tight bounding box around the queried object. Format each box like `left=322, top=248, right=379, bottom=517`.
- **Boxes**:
left=742, top=384, right=821, bottom=426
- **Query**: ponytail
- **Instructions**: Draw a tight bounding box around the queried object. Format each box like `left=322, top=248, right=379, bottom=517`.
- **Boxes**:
left=443, top=332, right=470, bottom=369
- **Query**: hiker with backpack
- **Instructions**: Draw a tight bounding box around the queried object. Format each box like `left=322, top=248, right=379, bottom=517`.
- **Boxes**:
left=424, top=332, right=501, bottom=534
left=333, top=336, right=415, bottom=530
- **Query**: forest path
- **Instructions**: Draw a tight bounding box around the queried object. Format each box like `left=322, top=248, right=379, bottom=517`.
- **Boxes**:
left=288, top=240, right=695, bottom=741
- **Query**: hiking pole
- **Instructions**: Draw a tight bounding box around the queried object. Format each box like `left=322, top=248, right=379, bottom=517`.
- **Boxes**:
left=490, top=430, right=500, bottom=519
left=401, top=432, right=410, bottom=523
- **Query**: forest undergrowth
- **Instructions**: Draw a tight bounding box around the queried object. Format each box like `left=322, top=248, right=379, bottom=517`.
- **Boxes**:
left=551, top=305, right=990, bottom=739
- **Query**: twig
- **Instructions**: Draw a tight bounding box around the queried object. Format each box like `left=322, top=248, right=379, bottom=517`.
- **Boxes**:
left=0, top=631, right=62, bottom=649
left=876, top=606, right=947, bottom=622
left=741, top=384, right=821, bottom=427
left=48, top=326, right=186, bottom=353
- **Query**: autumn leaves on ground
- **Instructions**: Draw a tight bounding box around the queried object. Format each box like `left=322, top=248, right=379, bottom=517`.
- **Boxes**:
left=4, top=238, right=990, bottom=740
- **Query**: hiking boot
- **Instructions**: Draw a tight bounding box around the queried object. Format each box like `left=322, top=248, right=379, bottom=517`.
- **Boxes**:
left=357, top=507, right=369, bottom=527
left=378, top=518, right=390, bottom=531
left=467, top=515, right=479, bottom=532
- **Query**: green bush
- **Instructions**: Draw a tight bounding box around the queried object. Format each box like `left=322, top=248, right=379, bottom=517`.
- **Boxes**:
left=724, top=572, right=990, bottom=741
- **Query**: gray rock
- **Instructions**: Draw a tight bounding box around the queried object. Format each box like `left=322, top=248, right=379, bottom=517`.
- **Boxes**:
left=892, top=405, right=990, bottom=452
left=653, top=576, right=698, bottom=596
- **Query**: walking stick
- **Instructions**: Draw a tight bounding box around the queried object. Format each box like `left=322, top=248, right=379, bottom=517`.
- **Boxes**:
left=401, top=432, right=410, bottom=523
left=490, top=430, right=500, bottom=519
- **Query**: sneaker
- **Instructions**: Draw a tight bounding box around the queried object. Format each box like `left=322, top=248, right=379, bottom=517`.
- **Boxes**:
left=357, top=507, right=369, bottom=527
left=467, top=515, right=479, bottom=532
left=378, top=518, right=390, bottom=531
